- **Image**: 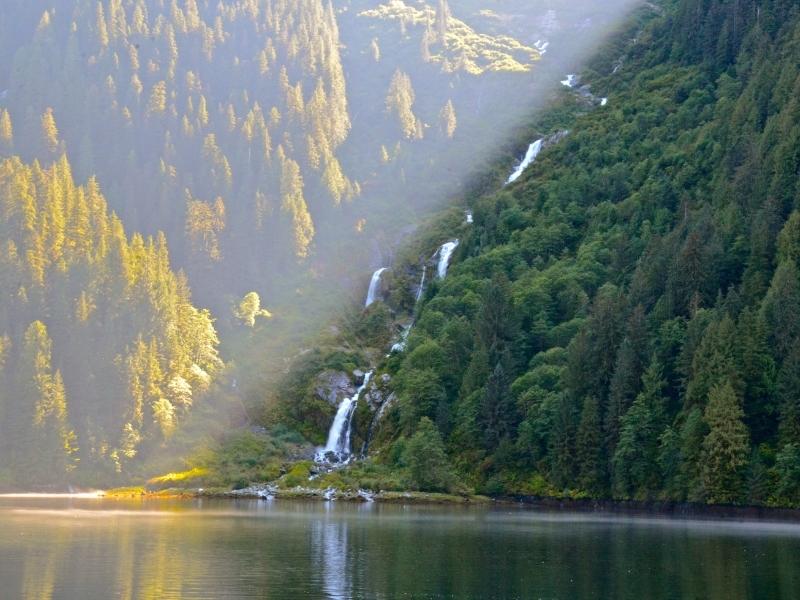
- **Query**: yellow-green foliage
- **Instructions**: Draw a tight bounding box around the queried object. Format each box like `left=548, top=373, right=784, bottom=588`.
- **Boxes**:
left=280, top=461, right=313, bottom=487
left=360, top=1, right=540, bottom=74
left=147, top=467, right=210, bottom=487
left=0, top=156, right=222, bottom=484
left=193, top=429, right=302, bottom=488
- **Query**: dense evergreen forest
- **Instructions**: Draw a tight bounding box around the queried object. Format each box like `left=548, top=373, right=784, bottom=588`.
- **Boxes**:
left=0, top=156, right=221, bottom=483
left=0, top=0, right=586, bottom=315
left=263, top=0, right=800, bottom=508
left=0, top=0, right=632, bottom=486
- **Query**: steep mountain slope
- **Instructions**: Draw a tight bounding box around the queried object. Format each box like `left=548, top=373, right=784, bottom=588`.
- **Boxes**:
left=0, top=156, right=220, bottom=485
left=267, top=0, right=800, bottom=507
left=0, top=0, right=641, bottom=488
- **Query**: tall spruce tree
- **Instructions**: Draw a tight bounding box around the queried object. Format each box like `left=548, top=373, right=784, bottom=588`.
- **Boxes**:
left=701, top=381, right=750, bottom=504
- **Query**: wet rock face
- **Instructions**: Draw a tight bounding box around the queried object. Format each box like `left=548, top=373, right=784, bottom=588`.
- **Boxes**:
left=364, top=374, right=393, bottom=411
left=314, top=371, right=356, bottom=407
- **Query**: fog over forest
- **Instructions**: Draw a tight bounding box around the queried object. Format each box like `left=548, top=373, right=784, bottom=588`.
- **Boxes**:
left=0, top=0, right=638, bottom=485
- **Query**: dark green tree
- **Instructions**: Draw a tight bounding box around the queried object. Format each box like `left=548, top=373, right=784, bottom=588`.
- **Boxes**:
left=612, top=360, right=667, bottom=498
left=761, top=260, right=800, bottom=358
left=776, top=343, right=800, bottom=446
left=701, top=381, right=750, bottom=504
left=736, top=308, right=776, bottom=442
left=575, top=395, right=605, bottom=494
left=774, top=443, right=800, bottom=505
left=404, top=417, right=456, bottom=492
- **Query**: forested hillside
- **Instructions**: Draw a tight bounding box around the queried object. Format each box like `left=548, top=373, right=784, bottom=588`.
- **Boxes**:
left=0, top=0, right=629, bottom=487
left=0, top=156, right=221, bottom=484
left=0, top=0, right=587, bottom=316
left=268, top=0, right=800, bottom=507
left=1, top=0, right=355, bottom=291
left=0, top=0, right=650, bottom=491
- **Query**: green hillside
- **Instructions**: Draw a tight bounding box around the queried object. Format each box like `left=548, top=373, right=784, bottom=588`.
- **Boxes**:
left=266, top=0, right=800, bottom=507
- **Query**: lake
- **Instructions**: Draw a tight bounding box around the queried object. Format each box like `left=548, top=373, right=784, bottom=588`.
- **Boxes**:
left=1, top=496, right=799, bottom=599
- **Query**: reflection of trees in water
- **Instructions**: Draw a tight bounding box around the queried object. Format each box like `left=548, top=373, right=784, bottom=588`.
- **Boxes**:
left=5, top=505, right=800, bottom=598
left=21, top=525, right=70, bottom=600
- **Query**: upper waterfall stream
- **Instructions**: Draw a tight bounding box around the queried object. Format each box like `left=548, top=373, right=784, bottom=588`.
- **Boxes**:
left=437, top=241, right=460, bottom=279
left=507, top=139, right=544, bottom=185
left=364, top=268, right=387, bottom=307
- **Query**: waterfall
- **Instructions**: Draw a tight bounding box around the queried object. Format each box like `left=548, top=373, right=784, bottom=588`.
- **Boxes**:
left=389, top=267, right=427, bottom=355
left=437, top=241, right=459, bottom=279
left=533, top=40, right=550, bottom=54
left=415, top=265, right=427, bottom=302
left=316, top=371, right=373, bottom=463
left=390, top=326, right=412, bottom=354
left=465, top=210, right=474, bottom=224
left=364, top=268, right=387, bottom=307
left=561, top=73, right=578, bottom=88
left=506, top=139, right=543, bottom=185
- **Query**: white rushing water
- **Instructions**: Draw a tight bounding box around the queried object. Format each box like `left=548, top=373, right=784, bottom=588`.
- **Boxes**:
left=465, top=210, right=473, bottom=224
left=561, top=73, right=578, bottom=88
left=506, top=139, right=544, bottom=185
left=437, top=240, right=460, bottom=279
left=364, top=268, right=387, bottom=307
left=600, top=97, right=608, bottom=106
left=391, top=326, right=412, bottom=354
left=389, top=266, right=427, bottom=354
left=415, top=265, right=427, bottom=302
left=316, top=371, right=373, bottom=463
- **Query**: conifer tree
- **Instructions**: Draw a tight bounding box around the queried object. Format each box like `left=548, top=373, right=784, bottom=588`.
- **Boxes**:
left=40, top=108, right=60, bottom=156
left=777, top=343, right=800, bottom=446
left=386, top=70, right=418, bottom=140
left=0, top=109, right=13, bottom=154
left=685, top=315, right=741, bottom=408
left=404, top=417, right=455, bottom=492
left=612, top=360, right=667, bottom=497
left=234, top=292, right=272, bottom=327
left=701, top=381, right=750, bottom=504
left=439, top=100, right=457, bottom=139
left=776, top=211, right=800, bottom=264
left=575, top=395, right=605, bottom=494
left=761, top=260, right=800, bottom=358
left=736, top=308, right=776, bottom=442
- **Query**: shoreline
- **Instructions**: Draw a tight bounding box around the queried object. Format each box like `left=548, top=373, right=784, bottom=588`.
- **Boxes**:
left=6, top=485, right=800, bottom=523
left=94, top=485, right=800, bottom=522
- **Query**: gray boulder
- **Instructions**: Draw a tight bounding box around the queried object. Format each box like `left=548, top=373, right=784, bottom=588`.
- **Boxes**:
left=314, top=370, right=355, bottom=407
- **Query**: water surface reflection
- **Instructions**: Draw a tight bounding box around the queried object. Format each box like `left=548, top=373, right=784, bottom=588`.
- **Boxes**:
left=1, top=497, right=799, bottom=599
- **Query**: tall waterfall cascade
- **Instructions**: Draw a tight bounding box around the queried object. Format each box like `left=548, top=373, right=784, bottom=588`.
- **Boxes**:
left=365, top=268, right=387, bottom=307
left=506, top=139, right=544, bottom=185
left=437, top=241, right=460, bottom=279
left=415, top=265, right=427, bottom=302
left=316, top=371, right=374, bottom=463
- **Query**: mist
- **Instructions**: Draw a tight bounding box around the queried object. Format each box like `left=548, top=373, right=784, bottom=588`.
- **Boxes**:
left=0, top=0, right=641, bottom=487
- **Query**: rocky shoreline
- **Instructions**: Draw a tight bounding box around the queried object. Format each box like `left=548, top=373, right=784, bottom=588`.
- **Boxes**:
left=98, top=485, right=800, bottom=521
left=104, top=484, right=492, bottom=505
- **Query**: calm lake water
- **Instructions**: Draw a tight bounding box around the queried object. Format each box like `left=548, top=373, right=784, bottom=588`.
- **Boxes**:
left=1, top=496, right=799, bottom=599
